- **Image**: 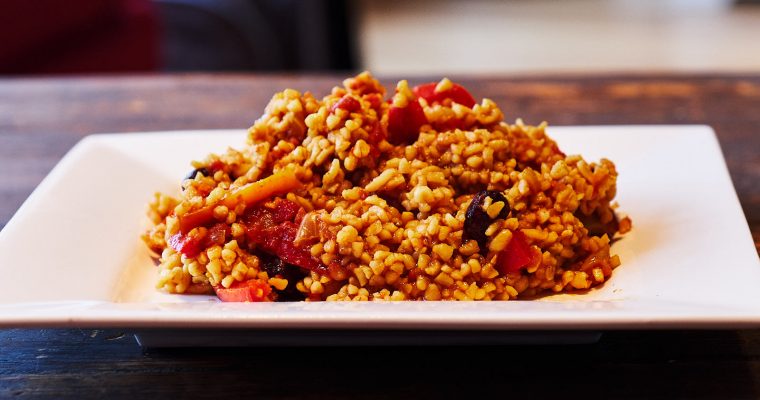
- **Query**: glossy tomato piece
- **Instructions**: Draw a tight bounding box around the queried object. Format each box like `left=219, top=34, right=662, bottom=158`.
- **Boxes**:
left=242, top=199, right=324, bottom=273
left=214, top=279, right=272, bottom=302
left=363, top=93, right=383, bottom=110
left=496, top=231, right=533, bottom=274
left=203, top=222, right=229, bottom=247
left=262, top=222, right=322, bottom=272
left=270, top=198, right=301, bottom=224
left=413, top=82, right=476, bottom=108
left=368, top=121, right=385, bottom=145
left=168, top=232, right=203, bottom=258
left=330, top=95, right=361, bottom=113
left=387, top=99, right=427, bottom=145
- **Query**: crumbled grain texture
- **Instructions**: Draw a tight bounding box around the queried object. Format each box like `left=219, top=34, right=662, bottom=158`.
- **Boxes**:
left=144, top=73, right=629, bottom=301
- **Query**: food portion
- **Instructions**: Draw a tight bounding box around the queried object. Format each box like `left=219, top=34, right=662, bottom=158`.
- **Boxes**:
left=142, top=72, right=632, bottom=302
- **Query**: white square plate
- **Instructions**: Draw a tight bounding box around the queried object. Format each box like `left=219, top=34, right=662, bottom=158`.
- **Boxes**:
left=0, top=126, right=758, bottom=332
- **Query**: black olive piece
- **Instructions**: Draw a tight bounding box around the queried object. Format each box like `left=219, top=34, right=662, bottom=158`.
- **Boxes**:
left=260, top=252, right=286, bottom=277
left=181, top=167, right=210, bottom=189
left=463, top=190, right=510, bottom=252
left=258, top=252, right=308, bottom=301
left=578, top=212, right=619, bottom=238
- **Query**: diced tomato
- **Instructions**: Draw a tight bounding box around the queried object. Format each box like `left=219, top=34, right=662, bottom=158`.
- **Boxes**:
left=327, top=260, right=348, bottom=281
left=363, top=93, right=383, bottom=110
left=367, top=121, right=385, bottom=145
left=170, top=223, right=226, bottom=258
left=330, top=95, right=361, bottom=113
left=259, top=222, right=321, bottom=272
left=214, top=279, right=272, bottom=302
left=242, top=202, right=278, bottom=241
left=203, top=222, right=229, bottom=247
left=270, top=198, right=301, bottom=224
left=387, top=99, right=427, bottom=145
left=168, top=232, right=203, bottom=258
left=242, top=199, right=324, bottom=272
left=413, top=82, right=476, bottom=108
left=496, top=231, right=533, bottom=274
left=365, top=121, right=384, bottom=158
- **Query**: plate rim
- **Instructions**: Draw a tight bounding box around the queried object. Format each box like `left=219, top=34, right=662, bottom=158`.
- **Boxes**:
left=1, top=124, right=758, bottom=330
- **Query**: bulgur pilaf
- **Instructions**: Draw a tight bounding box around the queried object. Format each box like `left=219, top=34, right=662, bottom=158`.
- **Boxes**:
left=143, top=72, right=631, bottom=302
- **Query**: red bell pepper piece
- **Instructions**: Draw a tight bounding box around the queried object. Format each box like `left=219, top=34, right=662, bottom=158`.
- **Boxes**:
left=387, top=99, right=427, bottom=145
left=214, top=279, right=272, bottom=302
left=413, top=82, right=476, bottom=108
left=497, top=231, right=534, bottom=274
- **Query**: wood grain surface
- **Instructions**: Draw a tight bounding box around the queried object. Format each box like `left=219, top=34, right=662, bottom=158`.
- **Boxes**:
left=0, top=74, right=759, bottom=398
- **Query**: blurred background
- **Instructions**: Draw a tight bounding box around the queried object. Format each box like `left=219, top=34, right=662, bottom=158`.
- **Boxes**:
left=1, top=0, right=759, bottom=75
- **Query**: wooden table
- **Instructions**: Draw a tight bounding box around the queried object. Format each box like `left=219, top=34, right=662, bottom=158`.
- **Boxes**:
left=1, top=74, right=759, bottom=398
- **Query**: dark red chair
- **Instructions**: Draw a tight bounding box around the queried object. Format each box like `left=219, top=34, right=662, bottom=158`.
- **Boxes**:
left=0, top=0, right=160, bottom=74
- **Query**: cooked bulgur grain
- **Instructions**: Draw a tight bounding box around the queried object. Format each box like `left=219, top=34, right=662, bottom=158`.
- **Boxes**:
left=142, top=72, right=632, bottom=302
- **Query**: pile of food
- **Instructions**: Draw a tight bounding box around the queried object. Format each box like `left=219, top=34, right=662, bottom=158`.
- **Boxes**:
left=143, top=72, right=631, bottom=302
